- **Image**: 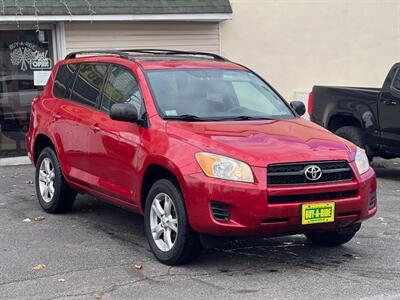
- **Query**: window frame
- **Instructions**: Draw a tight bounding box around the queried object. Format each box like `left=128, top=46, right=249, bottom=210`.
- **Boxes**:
left=390, top=68, right=400, bottom=93
left=68, top=62, right=110, bottom=109
left=99, top=63, right=145, bottom=117
left=52, top=63, right=79, bottom=100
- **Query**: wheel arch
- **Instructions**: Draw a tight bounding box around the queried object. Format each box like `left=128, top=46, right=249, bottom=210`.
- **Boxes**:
left=327, top=114, right=363, bottom=133
left=139, top=157, right=188, bottom=215
left=33, top=133, right=56, bottom=165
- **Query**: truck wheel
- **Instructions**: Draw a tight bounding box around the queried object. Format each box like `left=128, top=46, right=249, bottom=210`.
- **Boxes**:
left=305, top=223, right=361, bottom=247
left=144, top=179, right=202, bottom=265
left=35, top=147, right=77, bottom=213
left=335, top=126, right=372, bottom=161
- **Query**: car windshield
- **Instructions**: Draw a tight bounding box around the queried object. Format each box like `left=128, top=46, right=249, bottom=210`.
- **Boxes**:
left=146, top=69, right=294, bottom=121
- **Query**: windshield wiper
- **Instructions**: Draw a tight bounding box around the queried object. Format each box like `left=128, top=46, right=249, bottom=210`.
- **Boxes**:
left=164, top=114, right=276, bottom=121
left=219, top=116, right=276, bottom=121
left=164, top=114, right=212, bottom=121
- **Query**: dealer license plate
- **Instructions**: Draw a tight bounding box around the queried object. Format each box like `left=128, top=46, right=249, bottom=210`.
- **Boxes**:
left=302, top=202, right=335, bottom=225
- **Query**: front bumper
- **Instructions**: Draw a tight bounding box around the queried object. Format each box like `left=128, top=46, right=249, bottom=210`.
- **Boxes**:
left=183, top=164, right=377, bottom=237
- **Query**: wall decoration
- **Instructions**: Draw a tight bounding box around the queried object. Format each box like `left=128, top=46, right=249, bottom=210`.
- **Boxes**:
left=9, top=41, right=51, bottom=71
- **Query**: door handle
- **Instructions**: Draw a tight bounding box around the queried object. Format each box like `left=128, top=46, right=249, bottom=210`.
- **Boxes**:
left=383, top=100, right=398, bottom=106
left=53, top=114, right=61, bottom=121
left=90, top=123, right=101, bottom=133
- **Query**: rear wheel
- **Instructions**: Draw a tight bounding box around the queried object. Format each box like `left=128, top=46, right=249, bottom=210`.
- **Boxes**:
left=335, top=126, right=372, bottom=161
left=144, top=179, right=202, bottom=265
left=35, top=147, right=77, bottom=213
left=305, top=223, right=361, bottom=247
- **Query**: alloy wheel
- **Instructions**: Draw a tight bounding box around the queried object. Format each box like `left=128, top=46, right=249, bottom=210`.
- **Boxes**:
left=149, top=192, right=178, bottom=252
left=38, top=157, right=55, bottom=203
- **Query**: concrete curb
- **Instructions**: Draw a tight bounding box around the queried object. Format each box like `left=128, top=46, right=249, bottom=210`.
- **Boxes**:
left=0, top=156, right=31, bottom=167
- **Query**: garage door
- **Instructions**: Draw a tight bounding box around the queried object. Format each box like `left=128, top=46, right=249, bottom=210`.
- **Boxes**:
left=65, top=22, right=220, bottom=54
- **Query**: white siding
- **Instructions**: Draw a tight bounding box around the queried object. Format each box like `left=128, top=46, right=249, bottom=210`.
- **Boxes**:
left=65, top=22, right=220, bottom=54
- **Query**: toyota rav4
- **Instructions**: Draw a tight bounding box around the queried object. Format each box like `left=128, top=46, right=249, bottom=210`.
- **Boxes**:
left=26, top=49, right=377, bottom=265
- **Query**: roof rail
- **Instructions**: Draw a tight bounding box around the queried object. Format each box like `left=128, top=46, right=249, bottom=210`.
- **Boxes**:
left=65, top=49, right=228, bottom=62
left=124, top=49, right=228, bottom=61
left=65, top=50, right=135, bottom=60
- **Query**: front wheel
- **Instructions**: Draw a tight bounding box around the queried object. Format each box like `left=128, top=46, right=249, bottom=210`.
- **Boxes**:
left=305, top=223, right=361, bottom=247
left=144, top=179, right=202, bottom=265
left=35, top=147, right=77, bottom=213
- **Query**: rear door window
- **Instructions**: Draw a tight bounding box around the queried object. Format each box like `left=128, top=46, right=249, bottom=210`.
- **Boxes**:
left=70, top=63, right=108, bottom=108
left=100, top=65, right=143, bottom=114
left=53, top=64, right=78, bottom=99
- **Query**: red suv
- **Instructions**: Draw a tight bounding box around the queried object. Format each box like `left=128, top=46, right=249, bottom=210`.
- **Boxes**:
left=26, top=49, right=377, bottom=265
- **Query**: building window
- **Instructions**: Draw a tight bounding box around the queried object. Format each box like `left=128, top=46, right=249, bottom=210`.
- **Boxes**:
left=0, top=29, right=54, bottom=158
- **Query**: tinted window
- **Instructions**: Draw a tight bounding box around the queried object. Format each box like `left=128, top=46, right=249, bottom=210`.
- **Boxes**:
left=101, top=65, right=143, bottom=114
left=53, top=64, right=78, bottom=98
left=70, top=63, right=108, bottom=107
left=392, top=69, right=400, bottom=91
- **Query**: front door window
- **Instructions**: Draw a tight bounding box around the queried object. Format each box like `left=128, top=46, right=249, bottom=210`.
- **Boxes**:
left=0, top=29, right=54, bottom=158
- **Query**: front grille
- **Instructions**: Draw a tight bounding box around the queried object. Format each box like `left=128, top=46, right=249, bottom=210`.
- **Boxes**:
left=268, top=189, right=358, bottom=203
left=267, top=161, right=353, bottom=186
left=210, top=202, right=230, bottom=221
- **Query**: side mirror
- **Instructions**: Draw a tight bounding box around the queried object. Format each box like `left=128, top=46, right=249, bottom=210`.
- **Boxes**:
left=290, top=101, right=306, bottom=116
left=110, top=103, right=139, bottom=123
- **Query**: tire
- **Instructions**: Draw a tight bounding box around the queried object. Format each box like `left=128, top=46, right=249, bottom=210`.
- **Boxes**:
left=335, top=126, right=373, bottom=161
left=144, top=179, right=202, bottom=265
left=35, top=147, right=77, bottom=213
left=305, top=223, right=361, bottom=247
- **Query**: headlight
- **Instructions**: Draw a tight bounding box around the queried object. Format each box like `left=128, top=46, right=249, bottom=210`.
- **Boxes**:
left=355, top=147, right=370, bottom=175
left=195, top=152, right=254, bottom=183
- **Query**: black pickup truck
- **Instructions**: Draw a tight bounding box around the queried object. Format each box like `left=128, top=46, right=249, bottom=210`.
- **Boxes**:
left=309, top=63, right=400, bottom=161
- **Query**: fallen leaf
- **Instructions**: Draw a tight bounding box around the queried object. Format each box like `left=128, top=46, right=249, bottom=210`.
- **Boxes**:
left=58, top=278, right=65, bottom=283
left=33, top=263, right=46, bottom=271
left=95, top=294, right=102, bottom=300
left=34, top=216, right=46, bottom=221
left=133, top=264, right=143, bottom=270
left=22, top=218, right=32, bottom=223
left=25, top=180, right=34, bottom=185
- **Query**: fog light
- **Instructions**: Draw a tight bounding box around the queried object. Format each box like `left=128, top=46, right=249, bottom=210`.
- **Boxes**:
left=369, top=193, right=376, bottom=209
left=210, top=201, right=230, bottom=221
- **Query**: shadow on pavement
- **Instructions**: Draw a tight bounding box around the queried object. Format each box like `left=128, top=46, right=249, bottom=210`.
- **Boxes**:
left=372, top=158, right=400, bottom=180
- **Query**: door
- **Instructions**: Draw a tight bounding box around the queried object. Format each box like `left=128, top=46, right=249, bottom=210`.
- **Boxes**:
left=0, top=29, right=54, bottom=157
left=53, top=62, right=108, bottom=184
left=87, top=64, right=144, bottom=203
left=379, top=66, right=400, bottom=156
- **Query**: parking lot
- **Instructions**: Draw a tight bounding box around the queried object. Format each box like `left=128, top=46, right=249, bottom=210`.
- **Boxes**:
left=0, top=159, right=399, bottom=300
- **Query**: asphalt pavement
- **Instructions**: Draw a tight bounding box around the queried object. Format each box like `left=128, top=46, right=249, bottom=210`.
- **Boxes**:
left=0, top=159, right=399, bottom=300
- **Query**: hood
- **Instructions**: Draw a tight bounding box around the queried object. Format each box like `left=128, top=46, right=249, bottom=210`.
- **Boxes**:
left=166, top=118, right=356, bottom=167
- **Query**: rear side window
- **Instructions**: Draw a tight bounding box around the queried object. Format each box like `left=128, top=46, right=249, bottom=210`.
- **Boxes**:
left=101, top=65, right=143, bottom=114
left=53, top=64, right=78, bottom=99
left=70, top=63, right=108, bottom=107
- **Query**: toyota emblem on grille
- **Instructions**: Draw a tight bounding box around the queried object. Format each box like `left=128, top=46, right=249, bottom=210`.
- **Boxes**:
left=304, top=165, right=322, bottom=181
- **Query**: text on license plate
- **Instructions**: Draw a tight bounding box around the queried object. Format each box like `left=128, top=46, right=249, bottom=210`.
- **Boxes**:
left=302, top=202, right=335, bottom=225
